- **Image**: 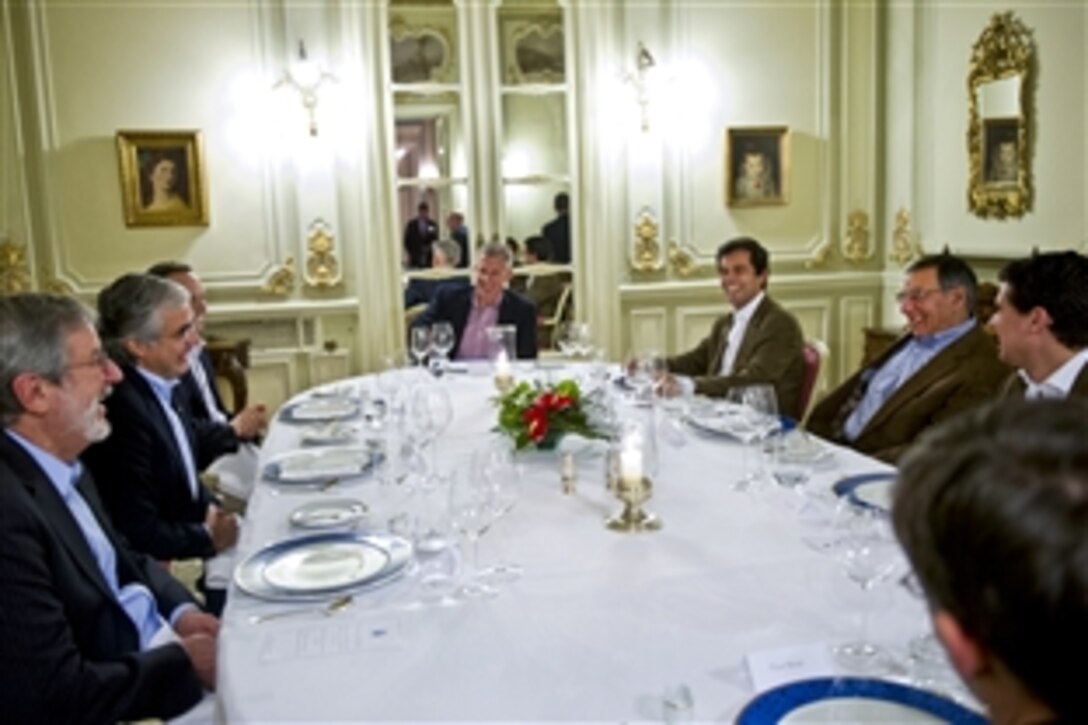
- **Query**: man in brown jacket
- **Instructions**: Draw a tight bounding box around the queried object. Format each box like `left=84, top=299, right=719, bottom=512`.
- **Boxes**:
left=990, top=251, right=1088, bottom=400
left=656, top=237, right=806, bottom=419
left=807, top=254, right=1008, bottom=463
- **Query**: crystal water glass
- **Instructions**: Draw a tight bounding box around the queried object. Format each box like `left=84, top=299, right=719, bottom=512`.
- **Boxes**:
left=448, top=470, right=496, bottom=598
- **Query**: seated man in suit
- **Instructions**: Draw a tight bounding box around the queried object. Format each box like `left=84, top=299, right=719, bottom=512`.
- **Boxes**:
left=83, top=274, right=240, bottom=612
left=807, top=253, right=1008, bottom=463
left=414, top=241, right=538, bottom=360
left=893, top=398, right=1088, bottom=723
left=149, top=262, right=266, bottom=502
left=0, top=293, right=216, bottom=722
left=988, top=251, right=1088, bottom=400
left=403, top=239, right=471, bottom=309
left=655, top=237, right=806, bottom=419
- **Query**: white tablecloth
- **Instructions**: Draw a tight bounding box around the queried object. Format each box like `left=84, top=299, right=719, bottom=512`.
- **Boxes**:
left=218, top=364, right=926, bottom=722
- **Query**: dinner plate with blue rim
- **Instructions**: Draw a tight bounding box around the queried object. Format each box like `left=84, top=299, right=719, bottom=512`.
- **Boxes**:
left=832, top=472, right=897, bottom=513
left=234, top=531, right=413, bottom=601
left=264, top=446, right=381, bottom=484
left=737, top=677, right=986, bottom=724
left=279, top=397, right=361, bottom=423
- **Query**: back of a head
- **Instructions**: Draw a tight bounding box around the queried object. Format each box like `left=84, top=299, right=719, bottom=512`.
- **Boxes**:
left=554, top=192, right=569, bottom=214
left=97, top=273, right=189, bottom=364
left=999, top=251, right=1088, bottom=350
left=908, top=253, right=978, bottom=315
left=524, top=235, right=553, bottom=263
left=893, top=399, right=1088, bottom=721
left=717, top=237, right=769, bottom=276
left=432, top=239, right=461, bottom=268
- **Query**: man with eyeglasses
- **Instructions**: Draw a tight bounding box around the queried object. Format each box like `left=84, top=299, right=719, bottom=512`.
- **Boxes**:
left=807, top=253, right=1008, bottom=463
left=0, top=293, right=215, bottom=722
left=83, top=274, right=240, bottom=615
left=989, top=251, right=1088, bottom=401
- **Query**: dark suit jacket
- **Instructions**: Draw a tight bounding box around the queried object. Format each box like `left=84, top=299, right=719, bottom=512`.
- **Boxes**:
left=999, top=362, right=1088, bottom=399
left=542, top=214, right=571, bottom=264
left=404, top=218, right=438, bottom=268
left=175, top=346, right=248, bottom=455
left=0, top=432, right=203, bottom=723
left=83, top=364, right=223, bottom=560
left=414, top=286, right=538, bottom=360
left=666, top=296, right=806, bottom=419
left=404, top=276, right=471, bottom=309
left=807, top=324, right=1009, bottom=463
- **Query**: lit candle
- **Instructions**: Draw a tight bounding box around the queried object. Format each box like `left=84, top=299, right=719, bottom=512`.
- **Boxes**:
left=619, top=433, right=643, bottom=485
left=494, top=349, right=513, bottom=390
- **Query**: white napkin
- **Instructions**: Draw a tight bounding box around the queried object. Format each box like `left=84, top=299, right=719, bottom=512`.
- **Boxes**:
left=209, top=443, right=259, bottom=500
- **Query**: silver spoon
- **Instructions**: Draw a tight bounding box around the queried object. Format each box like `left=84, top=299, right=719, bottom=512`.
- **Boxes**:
left=249, top=593, right=354, bottom=624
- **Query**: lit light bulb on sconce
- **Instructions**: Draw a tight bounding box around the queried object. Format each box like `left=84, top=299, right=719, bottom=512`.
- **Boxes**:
left=274, top=40, right=337, bottom=137
left=625, top=42, right=658, bottom=133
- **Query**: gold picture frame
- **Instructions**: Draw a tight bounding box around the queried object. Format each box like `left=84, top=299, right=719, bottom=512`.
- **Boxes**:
left=116, top=130, right=208, bottom=227
left=725, top=126, right=790, bottom=208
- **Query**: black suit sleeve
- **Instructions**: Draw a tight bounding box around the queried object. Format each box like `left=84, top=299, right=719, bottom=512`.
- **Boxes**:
left=0, top=491, right=203, bottom=724
left=84, top=399, right=216, bottom=561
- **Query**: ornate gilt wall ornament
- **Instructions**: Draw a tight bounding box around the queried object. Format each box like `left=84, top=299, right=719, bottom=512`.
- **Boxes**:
left=0, top=238, right=32, bottom=293
left=667, top=241, right=703, bottom=278
left=967, top=12, right=1035, bottom=219
left=630, top=209, right=664, bottom=272
left=889, top=208, right=924, bottom=267
left=263, top=256, right=296, bottom=296
left=304, top=222, right=342, bottom=290
left=842, top=210, right=871, bottom=264
left=805, top=237, right=834, bottom=269
left=40, top=275, right=74, bottom=296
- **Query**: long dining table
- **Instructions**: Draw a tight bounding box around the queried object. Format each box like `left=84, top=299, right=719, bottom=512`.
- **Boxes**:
left=216, top=362, right=937, bottom=722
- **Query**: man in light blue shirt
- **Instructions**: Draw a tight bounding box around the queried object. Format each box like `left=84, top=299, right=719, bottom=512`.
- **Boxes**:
left=0, top=293, right=217, bottom=722
left=808, top=254, right=1009, bottom=463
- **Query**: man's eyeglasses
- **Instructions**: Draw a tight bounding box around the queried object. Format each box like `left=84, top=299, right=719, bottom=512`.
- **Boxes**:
left=65, top=351, right=114, bottom=374
left=895, top=287, right=944, bottom=304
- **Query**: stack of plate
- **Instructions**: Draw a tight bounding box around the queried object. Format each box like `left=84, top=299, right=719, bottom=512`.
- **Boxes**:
left=279, top=398, right=361, bottom=424
left=234, top=531, right=413, bottom=602
left=264, top=447, right=380, bottom=484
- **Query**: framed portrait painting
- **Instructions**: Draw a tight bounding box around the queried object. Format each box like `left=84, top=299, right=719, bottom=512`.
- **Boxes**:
left=116, top=130, right=209, bottom=227
left=725, top=126, right=790, bottom=207
left=982, top=117, right=1020, bottom=186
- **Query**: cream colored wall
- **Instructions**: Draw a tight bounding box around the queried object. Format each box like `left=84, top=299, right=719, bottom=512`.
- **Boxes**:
left=3, top=1, right=1085, bottom=412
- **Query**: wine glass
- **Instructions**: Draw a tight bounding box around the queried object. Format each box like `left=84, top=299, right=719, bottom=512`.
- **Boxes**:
left=448, top=470, right=496, bottom=598
left=409, top=326, right=431, bottom=369
left=726, top=383, right=779, bottom=489
left=833, top=507, right=904, bottom=674
left=409, top=384, right=453, bottom=471
left=476, top=441, right=524, bottom=585
left=430, top=322, right=455, bottom=375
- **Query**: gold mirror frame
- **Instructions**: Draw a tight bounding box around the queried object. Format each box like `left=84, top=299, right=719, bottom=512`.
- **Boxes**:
left=967, top=12, right=1035, bottom=219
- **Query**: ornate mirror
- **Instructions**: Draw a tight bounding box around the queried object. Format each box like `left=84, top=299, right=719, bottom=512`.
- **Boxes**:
left=967, top=12, right=1035, bottom=219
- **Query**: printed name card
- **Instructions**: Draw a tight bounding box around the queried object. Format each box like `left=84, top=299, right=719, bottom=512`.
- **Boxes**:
left=745, top=643, right=835, bottom=693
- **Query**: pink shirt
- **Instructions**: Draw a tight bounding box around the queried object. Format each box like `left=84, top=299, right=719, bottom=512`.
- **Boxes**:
left=457, top=298, right=500, bottom=360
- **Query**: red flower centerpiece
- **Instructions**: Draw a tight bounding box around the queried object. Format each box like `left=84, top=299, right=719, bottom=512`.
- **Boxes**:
left=495, top=379, right=604, bottom=450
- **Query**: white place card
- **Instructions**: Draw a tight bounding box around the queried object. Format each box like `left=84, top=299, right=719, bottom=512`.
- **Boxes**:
left=745, top=642, right=835, bottom=693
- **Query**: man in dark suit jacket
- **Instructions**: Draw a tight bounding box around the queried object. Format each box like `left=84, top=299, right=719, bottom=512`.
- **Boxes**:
left=989, top=251, right=1088, bottom=401
left=83, top=274, right=239, bottom=565
left=808, top=254, right=1009, bottom=463
left=414, top=241, right=538, bottom=360
left=656, top=238, right=806, bottom=419
left=404, top=201, right=439, bottom=269
left=541, top=191, right=571, bottom=264
left=0, top=293, right=216, bottom=722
